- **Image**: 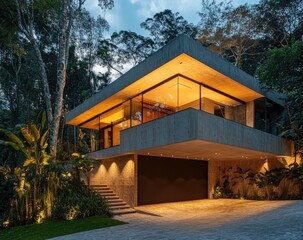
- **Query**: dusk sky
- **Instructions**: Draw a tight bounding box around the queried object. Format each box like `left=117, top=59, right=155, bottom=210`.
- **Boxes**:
left=84, top=0, right=260, bottom=36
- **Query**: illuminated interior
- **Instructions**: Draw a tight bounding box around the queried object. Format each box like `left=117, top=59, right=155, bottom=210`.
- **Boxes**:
left=80, top=75, right=248, bottom=151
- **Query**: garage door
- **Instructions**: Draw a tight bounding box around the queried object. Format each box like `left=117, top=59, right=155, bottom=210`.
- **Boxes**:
left=138, top=155, right=208, bottom=205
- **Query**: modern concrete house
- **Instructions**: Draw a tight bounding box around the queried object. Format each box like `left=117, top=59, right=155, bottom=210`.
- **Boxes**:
left=66, top=34, right=293, bottom=210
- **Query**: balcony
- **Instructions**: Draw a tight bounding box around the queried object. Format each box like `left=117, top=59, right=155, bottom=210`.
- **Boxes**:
left=89, top=108, right=292, bottom=160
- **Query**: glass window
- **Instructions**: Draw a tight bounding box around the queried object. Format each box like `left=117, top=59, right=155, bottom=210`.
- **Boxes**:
left=201, top=86, right=246, bottom=124
left=214, top=104, right=225, bottom=118
left=99, top=100, right=131, bottom=148
left=80, top=116, right=99, bottom=130
left=131, top=95, right=142, bottom=126
left=178, top=77, right=200, bottom=111
left=143, top=78, right=178, bottom=123
left=79, top=116, right=100, bottom=152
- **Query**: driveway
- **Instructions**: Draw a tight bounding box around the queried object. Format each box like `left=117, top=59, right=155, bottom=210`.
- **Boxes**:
left=50, top=199, right=303, bottom=240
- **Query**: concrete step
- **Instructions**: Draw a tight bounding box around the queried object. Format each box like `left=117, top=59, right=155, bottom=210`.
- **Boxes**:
left=109, top=205, right=131, bottom=210
left=107, top=201, right=127, bottom=207
left=90, top=185, right=107, bottom=188
left=112, top=208, right=136, bottom=215
left=94, top=189, right=114, bottom=194
left=98, top=192, right=116, bottom=197
left=106, top=198, right=124, bottom=203
left=90, top=184, right=135, bottom=215
left=103, top=195, right=119, bottom=200
left=91, top=186, right=110, bottom=189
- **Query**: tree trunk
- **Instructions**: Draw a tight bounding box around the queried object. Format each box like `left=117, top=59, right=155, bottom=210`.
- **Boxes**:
left=49, top=0, right=72, bottom=158
left=15, top=0, right=53, bottom=123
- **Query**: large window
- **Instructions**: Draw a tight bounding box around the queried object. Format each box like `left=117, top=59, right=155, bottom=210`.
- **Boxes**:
left=79, top=74, right=250, bottom=151
left=143, top=78, right=178, bottom=123
left=100, top=101, right=130, bottom=149
left=131, top=95, right=143, bottom=126
left=201, top=86, right=246, bottom=124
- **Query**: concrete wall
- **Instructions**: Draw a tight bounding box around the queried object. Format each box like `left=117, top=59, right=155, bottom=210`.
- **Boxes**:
left=89, top=154, right=137, bottom=207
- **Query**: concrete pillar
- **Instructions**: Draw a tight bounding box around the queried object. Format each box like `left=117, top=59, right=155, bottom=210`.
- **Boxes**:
left=246, top=101, right=254, bottom=127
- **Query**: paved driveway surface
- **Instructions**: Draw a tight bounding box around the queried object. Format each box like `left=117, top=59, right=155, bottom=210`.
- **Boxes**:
left=50, top=199, right=303, bottom=240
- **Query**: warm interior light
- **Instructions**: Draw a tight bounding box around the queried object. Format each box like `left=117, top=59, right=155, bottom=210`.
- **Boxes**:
left=100, top=108, right=124, bottom=124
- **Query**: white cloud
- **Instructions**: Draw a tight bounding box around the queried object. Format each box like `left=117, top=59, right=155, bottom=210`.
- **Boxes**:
left=132, top=0, right=201, bottom=20
left=129, top=0, right=139, bottom=4
left=83, top=0, right=101, bottom=16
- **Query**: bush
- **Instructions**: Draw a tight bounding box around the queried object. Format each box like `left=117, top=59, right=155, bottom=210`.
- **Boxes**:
left=0, top=166, right=15, bottom=218
left=53, top=179, right=110, bottom=220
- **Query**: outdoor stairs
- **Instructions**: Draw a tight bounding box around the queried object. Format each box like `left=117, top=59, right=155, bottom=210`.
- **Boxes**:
left=90, top=184, right=136, bottom=215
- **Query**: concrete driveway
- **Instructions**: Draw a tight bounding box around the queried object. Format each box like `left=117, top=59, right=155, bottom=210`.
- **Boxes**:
left=51, top=199, right=303, bottom=240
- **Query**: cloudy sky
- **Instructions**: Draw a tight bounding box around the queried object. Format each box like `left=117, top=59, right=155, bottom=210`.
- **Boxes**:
left=84, top=0, right=259, bottom=36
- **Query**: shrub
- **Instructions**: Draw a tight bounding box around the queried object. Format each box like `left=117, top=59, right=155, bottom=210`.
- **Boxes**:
left=53, top=179, right=110, bottom=220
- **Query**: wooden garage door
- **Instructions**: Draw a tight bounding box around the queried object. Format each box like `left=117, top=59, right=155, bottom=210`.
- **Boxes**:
left=138, top=155, right=208, bottom=205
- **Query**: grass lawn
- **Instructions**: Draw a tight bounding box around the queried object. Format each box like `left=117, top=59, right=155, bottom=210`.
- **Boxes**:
left=0, top=215, right=126, bottom=240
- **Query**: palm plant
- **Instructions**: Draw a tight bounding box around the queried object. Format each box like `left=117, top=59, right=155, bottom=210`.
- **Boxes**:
left=0, top=122, right=59, bottom=225
left=233, top=166, right=255, bottom=199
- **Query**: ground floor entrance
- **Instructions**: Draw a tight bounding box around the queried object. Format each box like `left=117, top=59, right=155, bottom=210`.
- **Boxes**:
left=138, top=155, right=208, bottom=205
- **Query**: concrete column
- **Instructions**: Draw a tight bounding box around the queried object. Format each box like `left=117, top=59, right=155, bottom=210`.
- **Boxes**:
left=246, top=101, right=254, bottom=127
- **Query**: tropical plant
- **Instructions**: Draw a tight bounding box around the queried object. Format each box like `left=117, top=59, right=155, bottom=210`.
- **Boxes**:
left=52, top=178, right=110, bottom=220
left=220, top=166, right=236, bottom=198
left=288, top=162, right=303, bottom=197
left=254, top=168, right=284, bottom=200
left=0, top=121, right=61, bottom=225
left=233, top=166, right=255, bottom=199
left=70, top=152, right=98, bottom=186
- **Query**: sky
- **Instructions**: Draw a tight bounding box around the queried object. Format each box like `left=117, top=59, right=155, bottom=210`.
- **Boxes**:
left=84, top=0, right=260, bottom=36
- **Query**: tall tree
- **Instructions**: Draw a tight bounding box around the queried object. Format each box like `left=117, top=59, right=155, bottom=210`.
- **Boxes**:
left=198, top=1, right=260, bottom=70
left=13, top=0, right=114, bottom=157
left=257, top=41, right=303, bottom=159
left=141, top=9, right=198, bottom=48
left=97, top=30, right=154, bottom=80
left=256, top=0, right=303, bottom=47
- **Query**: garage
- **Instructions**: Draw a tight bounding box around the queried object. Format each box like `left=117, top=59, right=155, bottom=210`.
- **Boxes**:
left=138, top=155, right=208, bottom=205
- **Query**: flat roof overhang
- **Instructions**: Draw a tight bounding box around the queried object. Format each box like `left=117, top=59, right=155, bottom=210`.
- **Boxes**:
left=66, top=34, right=284, bottom=126
left=88, top=108, right=293, bottom=161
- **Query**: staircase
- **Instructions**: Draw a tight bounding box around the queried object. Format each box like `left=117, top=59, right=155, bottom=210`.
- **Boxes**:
left=90, top=185, right=136, bottom=215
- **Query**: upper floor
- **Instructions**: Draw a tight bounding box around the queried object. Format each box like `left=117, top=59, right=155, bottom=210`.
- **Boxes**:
left=66, top=34, right=285, bottom=153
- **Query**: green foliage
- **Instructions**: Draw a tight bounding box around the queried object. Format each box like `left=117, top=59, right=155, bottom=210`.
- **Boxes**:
left=233, top=166, right=255, bottom=199
left=213, top=186, right=222, bottom=199
left=257, top=41, right=303, bottom=158
left=141, top=9, right=197, bottom=48
left=0, top=166, right=15, bottom=217
left=288, top=162, right=303, bottom=196
left=0, top=121, right=109, bottom=227
left=254, top=168, right=285, bottom=200
left=257, top=41, right=303, bottom=93
left=219, top=166, right=236, bottom=198
left=0, top=216, right=125, bottom=240
left=70, top=152, right=98, bottom=185
left=52, top=179, right=110, bottom=220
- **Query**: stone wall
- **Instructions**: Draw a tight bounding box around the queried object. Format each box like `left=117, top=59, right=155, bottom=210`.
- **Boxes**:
left=208, top=157, right=300, bottom=199
left=89, top=154, right=137, bottom=207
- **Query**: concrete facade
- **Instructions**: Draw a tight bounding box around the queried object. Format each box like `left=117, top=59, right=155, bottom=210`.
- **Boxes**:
left=90, top=155, right=137, bottom=207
